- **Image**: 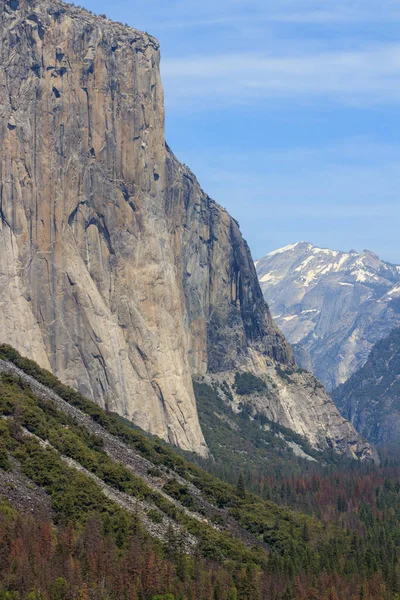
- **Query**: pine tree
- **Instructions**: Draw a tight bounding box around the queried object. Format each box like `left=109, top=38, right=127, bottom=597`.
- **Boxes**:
left=237, top=473, right=246, bottom=499
left=302, top=521, right=310, bottom=543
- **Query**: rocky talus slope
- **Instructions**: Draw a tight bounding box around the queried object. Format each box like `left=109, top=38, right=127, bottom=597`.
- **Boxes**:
left=333, top=328, right=400, bottom=445
left=256, top=242, right=400, bottom=391
left=0, top=355, right=261, bottom=548
left=0, top=348, right=326, bottom=560
left=0, top=0, right=374, bottom=459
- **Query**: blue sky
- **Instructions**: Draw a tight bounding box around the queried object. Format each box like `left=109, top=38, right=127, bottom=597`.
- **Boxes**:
left=78, top=0, right=400, bottom=263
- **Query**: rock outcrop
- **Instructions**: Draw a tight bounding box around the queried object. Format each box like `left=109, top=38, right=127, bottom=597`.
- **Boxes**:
left=256, top=242, right=400, bottom=391
left=0, top=0, right=375, bottom=460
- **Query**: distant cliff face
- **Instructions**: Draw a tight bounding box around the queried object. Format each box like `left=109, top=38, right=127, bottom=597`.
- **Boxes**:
left=165, top=150, right=293, bottom=375
left=333, top=328, right=400, bottom=445
left=0, top=0, right=376, bottom=460
left=256, top=242, right=400, bottom=391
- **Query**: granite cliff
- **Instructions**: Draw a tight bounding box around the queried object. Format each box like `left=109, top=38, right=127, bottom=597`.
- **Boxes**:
left=0, top=0, right=375, bottom=460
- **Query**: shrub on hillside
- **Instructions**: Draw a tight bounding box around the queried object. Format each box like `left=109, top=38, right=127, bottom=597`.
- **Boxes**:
left=234, top=372, right=267, bottom=395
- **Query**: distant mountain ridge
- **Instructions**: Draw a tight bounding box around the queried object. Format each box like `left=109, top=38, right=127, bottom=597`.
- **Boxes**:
left=256, top=242, right=400, bottom=391
left=332, top=328, right=400, bottom=445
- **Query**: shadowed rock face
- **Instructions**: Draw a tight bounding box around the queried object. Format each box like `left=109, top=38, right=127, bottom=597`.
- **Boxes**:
left=0, top=0, right=376, bottom=460
left=165, top=149, right=293, bottom=376
left=333, top=328, right=400, bottom=445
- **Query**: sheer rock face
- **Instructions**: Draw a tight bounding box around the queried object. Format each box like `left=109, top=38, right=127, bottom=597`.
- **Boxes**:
left=165, top=150, right=293, bottom=376
left=0, top=0, right=207, bottom=454
left=0, top=0, right=375, bottom=460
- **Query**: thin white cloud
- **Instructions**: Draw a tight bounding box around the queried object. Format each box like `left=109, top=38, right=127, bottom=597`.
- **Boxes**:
left=162, top=44, right=400, bottom=108
left=153, top=8, right=400, bottom=29
left=111, top=0, right=400, bottom=30
left=181, top=138, right=400, bottom=168
left=175, top=137, right=400, bottom=222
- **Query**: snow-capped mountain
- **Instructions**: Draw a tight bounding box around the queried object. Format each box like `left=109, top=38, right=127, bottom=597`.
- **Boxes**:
left=256, top=242, right=400, bottom=391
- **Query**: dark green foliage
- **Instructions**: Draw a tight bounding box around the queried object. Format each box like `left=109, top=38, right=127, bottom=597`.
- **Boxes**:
left=49, top=578, right=69, bottom=600
left=0, top=592, right=21, bottom=600
left=221, top=380, right=234, bottom=401
left=0, top=375, right=151, bottom=501
left=0, top=442, right=10, bottom=472
left=148, top=509, right=164, bottom=524
left=237, top=473, right=246, bottom=499
left=148, top=467, right=163, bottom=477
left=234, top=372, right=267, bottom=395
left=192, top=380, right=322, bottom=483
left=0, top=421, right=11, bottom=472
left=162, top=479, right=198, bottom=510
left=11, top=432, right=135, bottom=544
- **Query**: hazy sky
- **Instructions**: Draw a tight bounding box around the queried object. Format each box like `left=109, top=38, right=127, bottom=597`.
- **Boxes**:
left=78, top=0, right=400, bottom=262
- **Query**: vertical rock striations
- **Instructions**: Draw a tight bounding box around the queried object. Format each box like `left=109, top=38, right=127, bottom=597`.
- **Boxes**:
left=165, top=149, right=293, bottom=376
left=0, top=0, right=375, bottom=460
left=0, top=0, right=207, bottom=455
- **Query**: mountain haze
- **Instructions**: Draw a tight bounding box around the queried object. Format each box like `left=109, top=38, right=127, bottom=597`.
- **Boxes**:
left=333, top=328, right=400, bottom=445
left=256, top=242, right=400, bottom=391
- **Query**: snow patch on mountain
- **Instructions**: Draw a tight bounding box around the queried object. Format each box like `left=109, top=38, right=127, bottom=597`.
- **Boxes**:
left=256, top=242, right=400, bottom=391
left=267, top=242, right=304, bottom=257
